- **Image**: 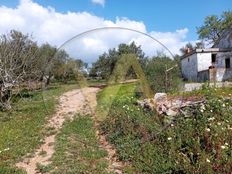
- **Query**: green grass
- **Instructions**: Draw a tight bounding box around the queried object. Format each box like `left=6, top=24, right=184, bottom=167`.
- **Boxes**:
left=50, top=115, right=110, bottom=174
left=87, top=79, right=107, bottom=86
left=0, top=84, right=78, bottom=173
left=96, top=82, right=137, bottom=121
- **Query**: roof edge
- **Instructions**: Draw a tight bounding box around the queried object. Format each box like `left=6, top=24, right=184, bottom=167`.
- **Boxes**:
left=180, top=48, right=232, bottom=60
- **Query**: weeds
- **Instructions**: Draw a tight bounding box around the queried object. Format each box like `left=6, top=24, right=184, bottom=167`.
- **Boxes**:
left=100, top=84, right=232, bottom=173
left=50, top=115, right=110, bottom=174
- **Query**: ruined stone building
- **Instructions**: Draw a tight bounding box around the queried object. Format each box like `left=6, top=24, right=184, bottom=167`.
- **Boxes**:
left=181, top=29, right=232, bottom=82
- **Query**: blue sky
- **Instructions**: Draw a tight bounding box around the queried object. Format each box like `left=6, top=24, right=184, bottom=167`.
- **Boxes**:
left=0, top=0, right=231, bottom=62
left=1, top=0, right=231, bottom=41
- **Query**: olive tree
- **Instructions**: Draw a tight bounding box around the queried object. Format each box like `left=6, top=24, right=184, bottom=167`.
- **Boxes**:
left=0, top=30, right=39, bottom=110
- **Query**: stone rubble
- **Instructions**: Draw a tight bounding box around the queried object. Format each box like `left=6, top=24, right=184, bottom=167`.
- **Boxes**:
left=137, top=93, right=205, bottom=117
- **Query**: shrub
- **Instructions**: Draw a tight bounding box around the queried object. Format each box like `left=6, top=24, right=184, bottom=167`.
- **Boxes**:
left=100, top=91, right=232, bottom=173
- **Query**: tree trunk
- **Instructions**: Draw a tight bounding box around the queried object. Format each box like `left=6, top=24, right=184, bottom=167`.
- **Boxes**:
left=0, top=89, right=12, bottom=110
left=46, top=77, right=51, bottom=87
left=45, top=73, right=52, bottom=87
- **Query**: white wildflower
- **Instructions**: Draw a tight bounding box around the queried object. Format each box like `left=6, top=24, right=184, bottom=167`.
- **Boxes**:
left=200, top=105, right=206, bottom=111
left=205, top=128, right=210, bottom=132
left=210, top=110, right=213, bottom=113
left=3, top=148, right=9, bottom=151
left=221, top=145, right=227, bottom=149
left=167, top=137, right=172, bottom=141
left=206, top=158, right=210, bottom=163
left=208, top=117, right=215, bottom=121
left=225, top=143, right=229, bottom=146
left=222, top=103, right=226, bottom=107
left=217, top=122, right=221, bottom=126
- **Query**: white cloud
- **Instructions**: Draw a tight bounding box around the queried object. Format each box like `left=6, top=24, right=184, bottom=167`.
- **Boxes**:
left=91, top=0, right=105, bottom=7
left=0, top=0, right=193, bottom=63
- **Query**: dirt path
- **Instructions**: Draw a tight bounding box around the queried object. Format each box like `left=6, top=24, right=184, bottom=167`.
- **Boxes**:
left=16, top=87, right=124, bottom=174
left=16, top=87, right=100, bottom=174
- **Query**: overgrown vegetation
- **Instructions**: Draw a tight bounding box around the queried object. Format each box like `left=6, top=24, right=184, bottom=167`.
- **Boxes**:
left=0, top=84, right=77, bottom=173
left=100, top=83, right=232, bottom=173
left=50, top=115, right=109, bottom=174
left=145, top=55, right=182, bottom=93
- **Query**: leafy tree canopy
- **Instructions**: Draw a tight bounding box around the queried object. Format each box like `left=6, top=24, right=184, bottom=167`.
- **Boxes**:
left=90, top=41, right=148, bottom=79
left=197, top=10, right=232, bottom=43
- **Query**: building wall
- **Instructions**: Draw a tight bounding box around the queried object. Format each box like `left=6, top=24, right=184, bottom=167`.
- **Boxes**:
left=216, top=52, right=232, bottom=68
left=198, top=70, right=209, bottom=82
left=215, top=52, right=232, bottom=81
left=181, top=51, right=232, bottom=82
left=215, top=68, right=232, bottom=81
left=182, top=52, right=212, bottom=82
left=197, top=52, right=212, bottom=72
left=181, top=54, right=198, bottom=81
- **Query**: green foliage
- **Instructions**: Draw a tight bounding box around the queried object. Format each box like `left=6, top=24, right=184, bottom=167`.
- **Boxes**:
left=145, top=55, right=182, bottom=93
left=179, top=42, right=205, bottom=55
left=50, top=115, right=109, bottom=174
left=96, top=82, right=137, bottom=121
left=0, top=30, right=87, bottom=110
left=100, top=84, right=232, bottom=173
left=91, top=42, right=182, bottom=94
left=0, top=84, right=77, bottom=172
left=197, top=10, right=232, bottom=43
left=90, top=42, right=148, bottom=79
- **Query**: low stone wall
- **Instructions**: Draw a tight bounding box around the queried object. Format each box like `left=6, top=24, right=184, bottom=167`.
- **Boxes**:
left=183, top=81, right=232, bottom=92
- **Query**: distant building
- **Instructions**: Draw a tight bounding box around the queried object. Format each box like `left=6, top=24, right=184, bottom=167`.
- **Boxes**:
left=181, top=29, right=232, bottom=82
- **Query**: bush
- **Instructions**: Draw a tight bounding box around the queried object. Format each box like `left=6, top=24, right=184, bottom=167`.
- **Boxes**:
left=100, top=91, right=232, bottom=173
left=145, top=56, right=182, bottom=93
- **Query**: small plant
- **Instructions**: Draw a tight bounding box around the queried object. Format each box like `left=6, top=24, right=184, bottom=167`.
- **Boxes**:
left=36, top=163, right=52, bottom=173
left=39, top=150, right=47, bottom=157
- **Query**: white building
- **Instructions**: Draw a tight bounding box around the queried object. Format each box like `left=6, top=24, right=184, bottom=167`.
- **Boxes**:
left=181, top=29, right=232, bottom=82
